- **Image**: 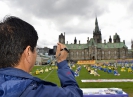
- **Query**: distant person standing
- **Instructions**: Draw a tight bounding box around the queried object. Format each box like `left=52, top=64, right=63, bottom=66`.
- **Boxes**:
left=0, top=16, right=83, bottom=97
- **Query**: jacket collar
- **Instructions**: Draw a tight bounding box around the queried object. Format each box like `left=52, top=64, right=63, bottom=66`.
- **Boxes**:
left=0, top=67, right=38, bottom=80
left=0, top=67, right=56, bottom=86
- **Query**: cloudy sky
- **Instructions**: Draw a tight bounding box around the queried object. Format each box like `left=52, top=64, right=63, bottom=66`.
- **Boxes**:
left=0, top=0, right=133, bottom=49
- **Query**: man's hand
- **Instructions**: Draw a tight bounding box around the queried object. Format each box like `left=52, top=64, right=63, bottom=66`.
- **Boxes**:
left=56, top=43, right=68, bottom=63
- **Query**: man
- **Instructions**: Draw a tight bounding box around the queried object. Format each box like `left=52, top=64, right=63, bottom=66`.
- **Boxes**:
left=0, top=16, right=83, bottom=97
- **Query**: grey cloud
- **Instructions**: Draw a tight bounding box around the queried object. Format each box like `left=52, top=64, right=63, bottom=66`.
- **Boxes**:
left=38, top=38, right=57, bottom=48
left=6, top=0, right=108, bottom=19
left=60, top=26, right=93, bottom=35
left=5, top=0, right=109, bottom=36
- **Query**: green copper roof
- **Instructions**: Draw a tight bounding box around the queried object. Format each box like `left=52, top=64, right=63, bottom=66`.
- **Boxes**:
left=97, top=42, right=127, bottom=48
left=88, top=38, right=96, bottom=46
left=65, top=42, right=127, bottom=50
left=128, top=49, right=133, bottom=52
left=65, top=44, right=88, bottom=49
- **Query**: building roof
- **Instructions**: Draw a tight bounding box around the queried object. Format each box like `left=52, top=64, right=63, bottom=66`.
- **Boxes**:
left=65, top=44, right=88, bottom=49
left=65, top=38, right=127, bottom=49
left=97, top=42, right=127, bottom=48
left=128, top=49, right=133, bottom=52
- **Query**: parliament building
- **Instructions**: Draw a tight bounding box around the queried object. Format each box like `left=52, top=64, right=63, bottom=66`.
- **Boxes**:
left=58, top=18, right=133, bottom=61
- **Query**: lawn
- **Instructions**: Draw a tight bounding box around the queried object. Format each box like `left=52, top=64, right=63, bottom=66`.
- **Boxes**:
left=31, top=64, right=133, bottom=97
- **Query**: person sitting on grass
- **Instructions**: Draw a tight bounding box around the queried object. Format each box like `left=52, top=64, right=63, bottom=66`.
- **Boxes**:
left=93, top=69, right=100, bottom=76
left=35, top=69, right=40, bottom=74
left=128, top=67, right=132, bottom=73
left=90, top=69, right=95, bottom=75
left=114, top=69, right=120, bottom=76
left=77, top=66, right=81, bottom=72
left=121, top=66, right=126, bottom=72
left=104, top=68, right=107, bottom=72
left=107, top=67, right=112, bottom=74
left=45, top=67, right=49, bottom=72
left=74, top=70, right=79, bottom=77
left=72, top=64, right=75, bottom=68
left=87, top=67, right=91, bottom=73
left=39, top=68, right=44, bottom=73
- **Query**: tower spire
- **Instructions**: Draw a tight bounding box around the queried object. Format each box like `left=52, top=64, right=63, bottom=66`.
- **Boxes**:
left=95, top=17, right=99, bottom=33
left=93, top=17, right=102, bottom=43
left=95, top=17, right=98, bottom=25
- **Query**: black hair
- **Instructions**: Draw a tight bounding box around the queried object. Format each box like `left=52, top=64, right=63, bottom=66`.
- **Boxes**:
left=0, top=16, right=38, bottom=68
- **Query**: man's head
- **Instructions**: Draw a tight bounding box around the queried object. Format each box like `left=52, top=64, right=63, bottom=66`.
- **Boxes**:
left=0, top=16, right=38, bottom=69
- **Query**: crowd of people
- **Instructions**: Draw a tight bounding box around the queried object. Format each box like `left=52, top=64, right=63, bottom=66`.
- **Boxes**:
left=84, top=62, right=133, bottom=76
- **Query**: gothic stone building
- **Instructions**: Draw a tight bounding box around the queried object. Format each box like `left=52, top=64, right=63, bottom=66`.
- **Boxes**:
left=59, top=18, right=133, bottom=61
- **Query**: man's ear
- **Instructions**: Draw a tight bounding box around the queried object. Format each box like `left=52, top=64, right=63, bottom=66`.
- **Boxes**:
left=23, top=46, right=31, bottom=60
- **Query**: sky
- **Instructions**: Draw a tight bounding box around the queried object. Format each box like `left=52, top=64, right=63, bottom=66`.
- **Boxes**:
left=0, top=0, right=133, bottom=49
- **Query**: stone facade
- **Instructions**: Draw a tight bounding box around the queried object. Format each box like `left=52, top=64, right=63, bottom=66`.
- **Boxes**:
left=58, top=17, right=133, bottom=61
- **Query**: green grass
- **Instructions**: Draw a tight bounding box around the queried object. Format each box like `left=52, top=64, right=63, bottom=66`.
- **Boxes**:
left=31, top=65, right=133, bottom=97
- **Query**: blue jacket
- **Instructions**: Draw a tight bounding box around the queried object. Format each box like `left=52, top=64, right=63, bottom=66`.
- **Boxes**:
left=0, top=60, right=83, bottom=97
